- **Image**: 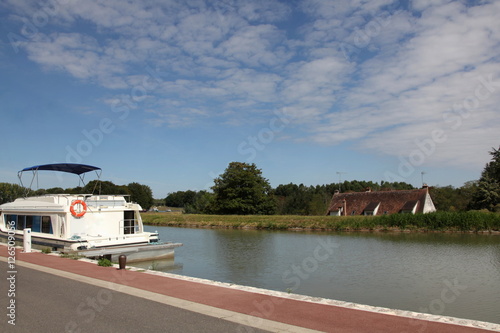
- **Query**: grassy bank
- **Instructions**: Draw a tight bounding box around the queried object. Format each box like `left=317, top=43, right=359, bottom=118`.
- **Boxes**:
left=142, top=211, right=500, bottom=232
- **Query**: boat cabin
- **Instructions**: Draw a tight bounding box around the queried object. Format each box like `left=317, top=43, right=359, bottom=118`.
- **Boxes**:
left=0, top=193, right=152, bottom=251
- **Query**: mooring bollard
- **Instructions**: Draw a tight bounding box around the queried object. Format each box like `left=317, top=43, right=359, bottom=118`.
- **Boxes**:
left=118, top=255, right=127, bottom=270
left=23, top=228, right=32, bottom=253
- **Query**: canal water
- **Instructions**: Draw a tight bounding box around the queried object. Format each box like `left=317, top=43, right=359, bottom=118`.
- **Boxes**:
left=144, top=226, right=500, bottom=324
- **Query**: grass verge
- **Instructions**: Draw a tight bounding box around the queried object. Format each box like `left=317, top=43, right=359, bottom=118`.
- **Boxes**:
left=142, top=211, right=500, bottom=233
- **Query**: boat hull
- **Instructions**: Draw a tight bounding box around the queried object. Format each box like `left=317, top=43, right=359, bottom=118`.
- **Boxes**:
left=0, top=231, right=182, bottom=262
left=0, top=230, right=80, bottom=251
left=77, top=242, right=183, bottom=262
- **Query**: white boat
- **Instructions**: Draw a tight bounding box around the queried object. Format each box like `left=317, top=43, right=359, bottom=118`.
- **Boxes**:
left=0, top=163, right=182, bottom=262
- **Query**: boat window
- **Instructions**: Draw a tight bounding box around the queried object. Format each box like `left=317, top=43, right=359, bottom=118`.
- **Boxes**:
left=42, top=216, right=52, bottom=234
left=4, top=214, right=53, bottom=234
left=4, top=215, right=17, bottom=229
left=17, top=216, right=25, bottom=230
left=32, top=216, right=41, bottom=232
left=25, top=216, right=33, bottom=229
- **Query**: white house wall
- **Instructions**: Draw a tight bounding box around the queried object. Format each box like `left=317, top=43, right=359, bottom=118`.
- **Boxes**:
left=423, top=193, right=437, bottom=213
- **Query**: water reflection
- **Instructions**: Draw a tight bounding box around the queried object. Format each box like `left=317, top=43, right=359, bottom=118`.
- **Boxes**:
left=145, top=226, right=500, bottom=324
left=211, top=229, right=277, bottom=286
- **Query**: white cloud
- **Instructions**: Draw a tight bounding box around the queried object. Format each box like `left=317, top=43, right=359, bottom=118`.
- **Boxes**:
left=22, top=32, right=129, bottom=88
left=280, top=56, right=354, bottom=122
left=234, top=0, right=291, bottom=22
left=3, top=0, right=500, bottom=171
left=219, top=24, right=289, bottom=67
left=304, top=0, right=500, bottom=169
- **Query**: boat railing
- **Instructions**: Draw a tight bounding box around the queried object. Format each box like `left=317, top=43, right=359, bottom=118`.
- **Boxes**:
left=36, top=194, right=67, bottom=206
left=44, top=194, right=131, bottom=208
left=46, top=194, right=90, bottom=206
left=85, top=196, right=128, bottom=208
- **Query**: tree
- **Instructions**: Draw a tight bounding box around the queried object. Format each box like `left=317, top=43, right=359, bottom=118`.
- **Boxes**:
left=184, top=191, right=214, bottom=214
left=127, top=182, right=154, bottom=210
left=380, top=181, right=415, bottom=191
left=469, top=147, right=500, bottom=211
left=275, top=183, right=299, bottom=197
left=82, top=180, right=128, bottom=195
left=431, top=184, right=476, bottom=212
left=211, top=162, right=276, bottom=215
left=165, top=190, right=197, bottom=207
left=46, top=187, right=66, bottom=194
left=482, top=147, right=500, bottom=181
left=165, top=191, right=184, bottom=207
left=0, top=183, right=25, bottom=204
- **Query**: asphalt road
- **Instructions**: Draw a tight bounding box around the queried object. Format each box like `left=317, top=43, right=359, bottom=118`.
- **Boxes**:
left=0, top=261, right=270, bottom=333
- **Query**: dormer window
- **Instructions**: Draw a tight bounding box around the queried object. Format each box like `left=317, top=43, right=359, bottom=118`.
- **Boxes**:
left=401, top=200, right=418, bottom=214
left=363, top=202, right=381, bottom=216
left=329, top=207, right=343, bottom=216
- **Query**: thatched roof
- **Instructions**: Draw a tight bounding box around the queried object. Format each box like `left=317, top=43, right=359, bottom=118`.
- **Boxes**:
left=326, top=187, right=435, bottom=216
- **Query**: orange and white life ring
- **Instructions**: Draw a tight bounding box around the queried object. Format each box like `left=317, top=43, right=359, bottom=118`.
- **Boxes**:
left=70, top=200, right=87, bottom=218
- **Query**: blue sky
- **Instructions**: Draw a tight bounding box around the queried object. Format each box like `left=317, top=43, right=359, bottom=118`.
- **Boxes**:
left=1, top=0, right=499, bottom=198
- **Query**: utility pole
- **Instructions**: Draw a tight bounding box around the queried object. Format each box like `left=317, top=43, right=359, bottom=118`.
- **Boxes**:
left=336, top=171, right=347, bottom=192
left=421, top=171, right=426, bottom=187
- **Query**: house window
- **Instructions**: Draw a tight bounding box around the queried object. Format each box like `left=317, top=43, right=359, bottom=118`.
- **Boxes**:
left=330, top=207, right=343, bottom=216
left=351, top=210, right=356, bottom=215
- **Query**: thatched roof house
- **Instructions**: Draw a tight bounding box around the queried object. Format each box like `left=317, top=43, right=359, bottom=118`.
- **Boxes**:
left=326, top=186, right=436, bottom=216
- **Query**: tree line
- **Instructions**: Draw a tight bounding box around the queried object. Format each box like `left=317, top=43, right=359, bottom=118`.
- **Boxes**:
left=164, top=162, right=422, bottom=215
left=165, top=147, right=500, bottom=215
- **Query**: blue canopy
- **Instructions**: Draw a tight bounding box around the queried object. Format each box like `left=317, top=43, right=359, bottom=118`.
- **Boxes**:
left=20, top=163, right=101, bottom=175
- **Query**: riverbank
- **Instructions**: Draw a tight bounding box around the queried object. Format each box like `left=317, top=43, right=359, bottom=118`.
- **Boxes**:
left=142, top=211, right=500, bottom=233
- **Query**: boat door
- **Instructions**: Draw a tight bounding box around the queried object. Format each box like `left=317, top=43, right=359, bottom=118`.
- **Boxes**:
left=123, top=211, right=135, bottom=234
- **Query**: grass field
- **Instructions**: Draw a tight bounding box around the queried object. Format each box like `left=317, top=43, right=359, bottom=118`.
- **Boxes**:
left=141, top=211, right=500, bottom=232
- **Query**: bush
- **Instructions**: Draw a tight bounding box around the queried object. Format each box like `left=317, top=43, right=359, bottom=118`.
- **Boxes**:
left=378, top=211, right=500, bottom=231
left=97, top=258, right=113, bottom=267
left=60, top=253, right=85, bottom=260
